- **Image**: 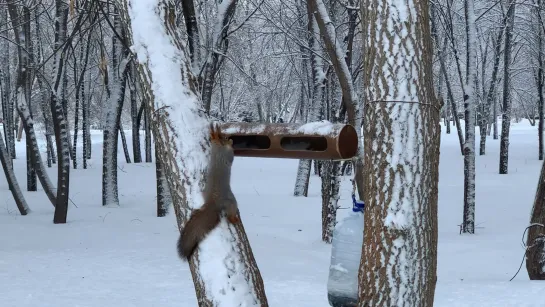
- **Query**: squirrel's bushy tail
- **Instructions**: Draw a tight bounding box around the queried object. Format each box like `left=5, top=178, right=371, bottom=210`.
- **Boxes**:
left=177, top=203, right=220, bottom=260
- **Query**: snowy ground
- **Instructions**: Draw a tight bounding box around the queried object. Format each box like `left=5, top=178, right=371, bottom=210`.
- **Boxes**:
left=1, top=121, right=545, bottom=306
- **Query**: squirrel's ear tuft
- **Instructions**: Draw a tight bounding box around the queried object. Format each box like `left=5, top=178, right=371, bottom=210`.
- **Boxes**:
left=209, top=122, right=219, bottom=140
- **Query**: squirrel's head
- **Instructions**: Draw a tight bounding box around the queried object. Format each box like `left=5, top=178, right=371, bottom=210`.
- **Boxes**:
left=209, top=122, right=234, bottom=164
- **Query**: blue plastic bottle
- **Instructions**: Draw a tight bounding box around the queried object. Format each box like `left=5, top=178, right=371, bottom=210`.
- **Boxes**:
left=327, top=194, right=365, bottom=306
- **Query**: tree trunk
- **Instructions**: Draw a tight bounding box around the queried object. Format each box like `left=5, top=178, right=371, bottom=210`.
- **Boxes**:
left=51, top=0, right=71, bottom=224
left=294, top=2, right=324, bottom=197
left=119, top=124, right=132, bottom=163
left=536, top=0, right=544, bottom=161
left=526, top=160, right=545, bottom=279
left=309, top=0, right=363, bottom=201
left=358, top=0, right=440, bottom=305
left=0, top=6, right=15, bottom=160
left=199, top=0, right=238, bottom=113
left=130, top=65, right=142, bottom=163
left=321, top=160, right=340, bottom=243
left=155, top=141, right=171, bottom=217
left=499, top=0, right=516, bottom=174
left=481, top=26, right=505, bottom=156
left=144, top=103, right=152, bottom=162
left=0, top=130, right=29, bottom=215
left=293, top=159, right=312, bottom=197
left=102, top=7, right=130, bottom=206
left=7, top=0, right=58, bottom=207
left=119, top=1, right=269, bottom=305
left=462, top=0, right=478, bottom=234
left=22, top=7, right=37, bottom=192
left=433, top=11, right=464, bottom=155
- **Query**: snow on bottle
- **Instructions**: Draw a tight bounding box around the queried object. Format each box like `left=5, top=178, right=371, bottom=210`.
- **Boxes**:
left=327, top=192, right=365, bottom=307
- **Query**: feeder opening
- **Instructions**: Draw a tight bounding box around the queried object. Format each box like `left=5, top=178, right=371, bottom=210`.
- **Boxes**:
left=229, top=135, right=271, bottom=150
left=280, top=136, right=328, bottom=151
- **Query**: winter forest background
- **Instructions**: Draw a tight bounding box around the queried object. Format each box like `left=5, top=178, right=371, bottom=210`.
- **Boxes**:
left=2, top=0, right=545, bottom=306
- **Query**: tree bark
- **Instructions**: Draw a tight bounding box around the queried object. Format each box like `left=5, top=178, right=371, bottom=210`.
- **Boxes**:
left=155, top=141, right=171, bottom=217
left=102, top=6, right=130, bottom=206
left=536, top=0, right=544, bottom=161
left=130, top=64, right=142, bottom=163
left=7, top=0, right=58, bottom=207
left=462, top=0, right=478, bottom=234
left=481, top=25, right=505, bottom=156
left=51, top=0, right=72, bottom=223
left=499, top=0, right=516, bottom=174
left=358, top=0, right=440, bottom=305
left=293, top=1, right=324, bottom=197
left=526, top=160, right=545, bottom=279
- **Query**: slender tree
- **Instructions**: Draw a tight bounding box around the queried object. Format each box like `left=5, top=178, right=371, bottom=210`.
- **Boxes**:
left=461, top=0, right=478, bottom=234
left=499, top=0, right=516, bottom=174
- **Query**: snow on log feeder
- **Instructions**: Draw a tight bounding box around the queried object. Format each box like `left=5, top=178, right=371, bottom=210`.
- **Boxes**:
left=219, top=121, right=358, bottom=160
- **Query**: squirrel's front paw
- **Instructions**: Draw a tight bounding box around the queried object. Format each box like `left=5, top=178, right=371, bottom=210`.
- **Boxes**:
left=227, top=215, right=240, bottom=224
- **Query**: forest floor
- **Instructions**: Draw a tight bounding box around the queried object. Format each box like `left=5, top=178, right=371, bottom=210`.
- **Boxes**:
left=1, top=120, right=544, bottom=306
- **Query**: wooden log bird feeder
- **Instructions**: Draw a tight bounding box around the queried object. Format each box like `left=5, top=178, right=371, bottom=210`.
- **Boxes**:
left=219, top=121, right=358, bottom=160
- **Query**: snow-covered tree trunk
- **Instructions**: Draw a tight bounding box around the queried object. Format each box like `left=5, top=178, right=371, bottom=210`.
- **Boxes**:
left=462, top=0, right=478, bottom=234
left=309, top=0, right=363, bottom=201
left=526, top=159, right=545, bottom=279
left=321, top=159, right=340, bottom=243
left=293, top=159, right=312, bottom=197
left=200, top=0, right=238, bottom=113
left=0, top=5, right=15, bottom=160
left=34, top=9, right=56, bottom=168
left=102, top=7, right=130, bottom=207
left=7, top=0, right=58, bottom=207
left=358, top=0, right=440, bottom=305
left=51, top=0, right=71, bottom=223
left=499, top=0, right=516, bottom=174
left=293, top=3, right=324, bottom=198
left=308, top=0, right=362, bottom=244
left=119, top=0, right=268, bottom=305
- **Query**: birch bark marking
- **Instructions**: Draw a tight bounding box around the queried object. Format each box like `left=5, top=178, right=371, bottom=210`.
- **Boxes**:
left=358, top=0, right=440, bottom=305
left=462, top=0, right=478, bottom=234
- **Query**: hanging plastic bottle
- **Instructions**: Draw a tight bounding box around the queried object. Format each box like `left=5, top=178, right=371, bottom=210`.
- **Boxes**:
left=327, top=181, right=365, bottom=307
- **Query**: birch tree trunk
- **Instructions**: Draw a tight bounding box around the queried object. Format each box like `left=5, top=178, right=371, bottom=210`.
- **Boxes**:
left=0, top=5, right=15, bottom=160
left=293, top=1, right=323, bottom=198
left=51, top=0, right=71, bottom=223
left=535, top=0, right=545, bottom=161
left=462, top=0, right=478, bottom=234
left=102, top=6, right=130, bottom=207
left=499, top=0, right=516, bottom=174
left=7, top=0, right=58, bottom=207
left=358, top=0, right=440, bottom=305
left=119, top=1, right=268, bottom=305
left=482, top=26, right=505, bottom=156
